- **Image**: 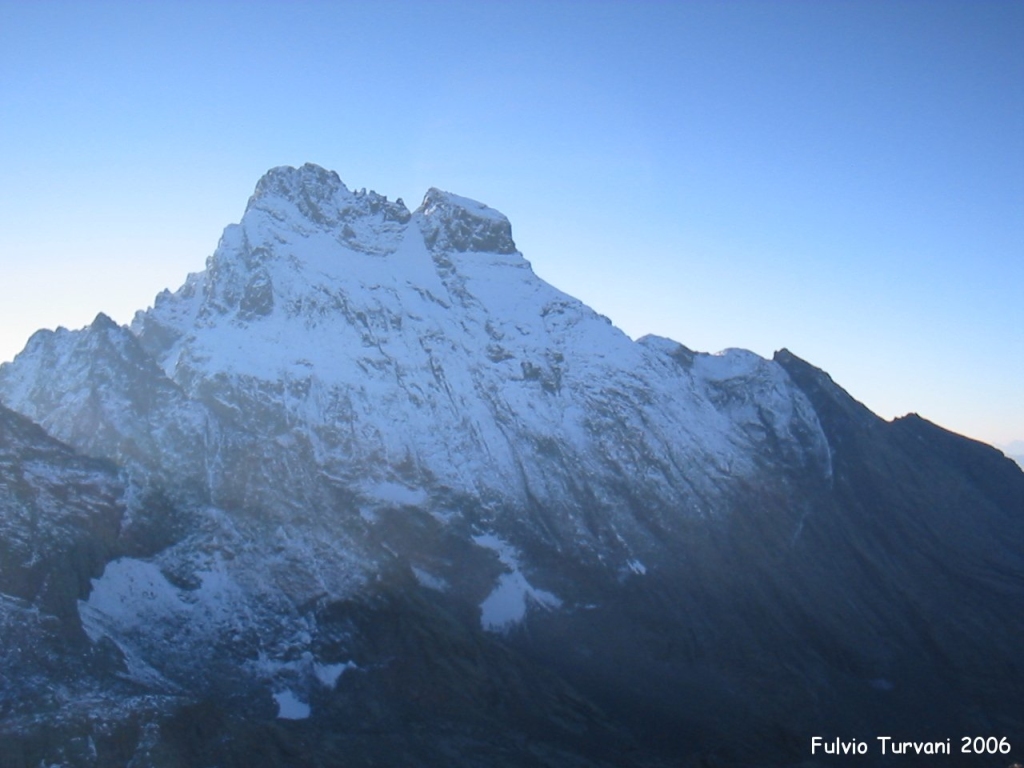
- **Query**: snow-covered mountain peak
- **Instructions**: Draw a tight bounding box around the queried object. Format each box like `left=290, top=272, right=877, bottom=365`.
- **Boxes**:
left=5, top=163, right=835, bottom=561
left=249, top=163, right=347, bottom=207
left=90, top=311, right=119, bottom=331
left=244, top=163, right=411, bottom=245
left=416, top=187, right=516, bottom=255
left=132, top=168, right=536, bottom=378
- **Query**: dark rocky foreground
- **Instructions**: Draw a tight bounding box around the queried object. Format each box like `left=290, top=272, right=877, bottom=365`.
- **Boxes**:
left=1, top=350, right=1021, bottom=767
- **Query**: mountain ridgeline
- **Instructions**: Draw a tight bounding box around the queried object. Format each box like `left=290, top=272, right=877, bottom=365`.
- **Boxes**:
left=0, top=164, right=1021, bottom=767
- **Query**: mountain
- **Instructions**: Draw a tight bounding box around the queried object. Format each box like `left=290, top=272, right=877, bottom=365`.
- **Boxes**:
left=999, top=440, right=1024, bottom=469
left=1, top=163, right=1021, bottom=767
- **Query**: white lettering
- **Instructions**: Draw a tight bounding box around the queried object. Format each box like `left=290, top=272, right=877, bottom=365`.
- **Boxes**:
left=814, top=738, right=868, bottom=755
left=878, top=736, right=950, bottom=755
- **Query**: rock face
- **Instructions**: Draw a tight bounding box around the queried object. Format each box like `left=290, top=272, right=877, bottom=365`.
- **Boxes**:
left=0, top=403, right=148, bottom=761
left=0, top=164, right=1021, bottom=767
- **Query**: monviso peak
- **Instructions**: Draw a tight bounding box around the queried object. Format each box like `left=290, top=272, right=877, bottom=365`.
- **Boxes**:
left=0, top=164, right=1021, bottom=768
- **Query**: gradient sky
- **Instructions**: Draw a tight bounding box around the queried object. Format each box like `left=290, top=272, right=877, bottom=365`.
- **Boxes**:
left=1, top=0, right=1021, bottom=447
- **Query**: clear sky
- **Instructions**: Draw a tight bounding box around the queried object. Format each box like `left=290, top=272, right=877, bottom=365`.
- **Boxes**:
left=1, top=0, right=1021, bottom=447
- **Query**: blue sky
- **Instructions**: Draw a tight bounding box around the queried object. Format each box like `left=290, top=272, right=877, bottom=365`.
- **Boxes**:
left=1, top=0, right=1021, bottom=446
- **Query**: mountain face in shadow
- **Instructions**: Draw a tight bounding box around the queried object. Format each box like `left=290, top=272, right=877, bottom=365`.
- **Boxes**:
left=1, top=164, right=1021, bottom=767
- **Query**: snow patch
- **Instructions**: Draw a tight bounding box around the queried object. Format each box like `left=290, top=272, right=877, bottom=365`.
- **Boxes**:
left=411, top=566, right=447, bottom=591
left=627, top=559, right=647, bottom=575
left=363, top=481, right=428, bottom=507
left=358, top=507, right=378, bottom=523
left=472, top=533, right=562, bottom=632
left=479, top=571, right=561, bottom=632
left=471, top=533, right=518, bottom=567
left=313, top=660, right=356, bottom=689
left=274, top=690, right=310, bottom=720
left=80, top=553, right=244, bottom=643
left=427, top=507, right=459, bottom=525
left=80, top=558, right=186, bottom=639
left=693, top=347, right=765, bottom=382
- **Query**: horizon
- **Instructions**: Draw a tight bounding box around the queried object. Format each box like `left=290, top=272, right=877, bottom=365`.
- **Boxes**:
left=1, top=1, right=1021, bottom=448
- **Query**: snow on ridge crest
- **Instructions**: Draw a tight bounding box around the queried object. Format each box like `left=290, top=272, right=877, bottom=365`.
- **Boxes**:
left=246, top=163, right=411, bottom=240
left=417, top=187, right=517, bottom=255
left=242, top=163, right=515, bottom=256
left=250, top=163, right=348, bottom=207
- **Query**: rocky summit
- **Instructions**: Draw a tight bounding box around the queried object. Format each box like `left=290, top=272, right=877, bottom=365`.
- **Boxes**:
left=1, top=163, right=1022, bottom=767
